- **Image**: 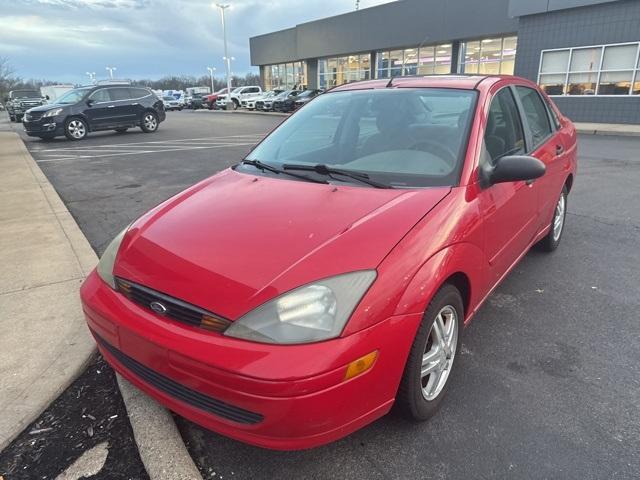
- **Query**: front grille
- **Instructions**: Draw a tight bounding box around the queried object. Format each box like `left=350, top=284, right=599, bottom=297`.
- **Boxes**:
left=93, top=332, right=264, bottom=424
left=26, top=112, right=44, bottom=121
left=115, top=278, right=230, bottom=333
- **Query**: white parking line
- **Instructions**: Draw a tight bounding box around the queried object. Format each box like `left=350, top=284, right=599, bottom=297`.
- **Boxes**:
left=35, top=142, right=257, bottom=163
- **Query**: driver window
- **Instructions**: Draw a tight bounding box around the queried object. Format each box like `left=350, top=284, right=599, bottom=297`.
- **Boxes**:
left=483, top=88, right=525, bottom=165
left=89, top=89, right=110, bottom=102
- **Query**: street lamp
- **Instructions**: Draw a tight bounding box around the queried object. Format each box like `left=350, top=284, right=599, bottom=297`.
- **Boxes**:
left=215, top=4, right=232, bottom=97
left=105, top=66, right=117, bottom=79
left=207, top=66, right=216, bottom=93
left=85, top=72, right=96, bottom=84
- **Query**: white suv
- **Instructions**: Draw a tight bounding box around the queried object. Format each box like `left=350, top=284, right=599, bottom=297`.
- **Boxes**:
left=216, top=86, right=262, bottom=110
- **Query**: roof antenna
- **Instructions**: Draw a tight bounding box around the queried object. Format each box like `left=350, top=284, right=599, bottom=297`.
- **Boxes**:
left=386, top=76, right=394, bottom=88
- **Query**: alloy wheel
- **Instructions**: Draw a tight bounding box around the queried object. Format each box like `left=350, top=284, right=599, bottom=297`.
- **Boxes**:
left=144, top=114, right=158, bottom=131
left=68, top=120, right=86, bottom=139
left=553, top=194, right=566, bottom=242
left=421, top=305, right=459, bottom=401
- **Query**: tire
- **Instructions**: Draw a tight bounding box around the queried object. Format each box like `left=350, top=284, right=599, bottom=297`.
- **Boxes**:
left=231, top=99, right=239, bottom=110
left=537, top=185, right=568, bottom=252
left=114, top=127, right=128, bottom=133
left=396, top=284, right=463, bottom=421
left=64, top=117, right=88, bottom=141
left=9, top=114, right=16, bottom=122
left=140, top=111, right=159, bottom=133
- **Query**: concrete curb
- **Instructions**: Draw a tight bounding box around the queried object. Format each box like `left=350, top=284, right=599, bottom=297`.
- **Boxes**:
left=117, top=375, right=203, bottom=480
left=574, top=122, right=640, bottom=137
left=0, top=127, right=97, bottom=450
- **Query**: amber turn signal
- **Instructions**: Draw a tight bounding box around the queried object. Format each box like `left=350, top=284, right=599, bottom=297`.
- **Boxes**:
left=344, top=351, right=378, bottom=380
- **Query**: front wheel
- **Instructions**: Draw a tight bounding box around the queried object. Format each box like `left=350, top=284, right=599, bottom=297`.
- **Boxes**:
left=231, top=99, right=239, bottom=110
left=396, top=284, right=463, bottom=420
left=9, top=114, right=16, bottom=122
left=64, top=117, right=88, bottom=141
left=140, top=111, right=159, bottom=133
left=537, top=186, right=568, bottom=252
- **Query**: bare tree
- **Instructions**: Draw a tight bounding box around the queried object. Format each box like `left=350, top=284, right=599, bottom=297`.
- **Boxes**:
left=0, top=56, right=16, bottom=99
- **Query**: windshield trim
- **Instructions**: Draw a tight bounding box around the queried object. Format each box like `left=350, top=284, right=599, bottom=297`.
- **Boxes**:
left=240, top=87, right=478, bottom=189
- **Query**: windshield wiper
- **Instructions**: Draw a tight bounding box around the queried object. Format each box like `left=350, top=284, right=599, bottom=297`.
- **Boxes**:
left=240, top=160, right=329, bottom=185
left=282, top=163, right=392, bottom=189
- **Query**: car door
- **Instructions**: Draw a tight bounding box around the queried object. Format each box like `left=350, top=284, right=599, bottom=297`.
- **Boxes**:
left=84, top=88, right=114, bottom=129
left=130, top=88, right=151, bottom=119
left=108, top=87, right=138, bottom=126
left=478, top=86, right=539, bottom=284
left=513, top=86, right=566, bottom=235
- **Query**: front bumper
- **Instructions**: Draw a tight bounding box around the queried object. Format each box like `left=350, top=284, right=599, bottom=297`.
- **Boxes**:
left=80, top=269, right=420, bottom=450
left=23, top=115, right=65, bottom=137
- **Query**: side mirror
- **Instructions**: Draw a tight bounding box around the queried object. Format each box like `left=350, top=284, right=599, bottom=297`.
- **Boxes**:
left=86, top=99, right=95, bottom=107
left=45, top=95, right=50, bottom=100
left=484, top=155, right=546, bottom=186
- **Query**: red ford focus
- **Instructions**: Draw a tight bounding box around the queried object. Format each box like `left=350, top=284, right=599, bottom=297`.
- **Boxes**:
left=81, top=75, right=576, bottom=450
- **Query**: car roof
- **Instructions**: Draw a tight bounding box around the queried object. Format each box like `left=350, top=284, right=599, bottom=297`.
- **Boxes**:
left=330, top=74, right=516, bottom=92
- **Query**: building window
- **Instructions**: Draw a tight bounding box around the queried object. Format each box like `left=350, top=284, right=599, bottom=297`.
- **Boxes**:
left=459, top=36, right=517, bottom=75
left=264, top=61, right=307, bottom=90
left=376, top=44, right=452, bottom=78
left=538, top=42, right=640, bottom=96
left=318, top=54, right=371, bottom=89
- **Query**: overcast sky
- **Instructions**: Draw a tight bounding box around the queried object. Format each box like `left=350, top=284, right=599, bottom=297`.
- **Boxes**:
left=0, top=0, right=394, bottom=84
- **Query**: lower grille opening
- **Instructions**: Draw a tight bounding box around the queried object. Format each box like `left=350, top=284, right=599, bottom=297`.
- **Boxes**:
left=93, top=331, right=264, bottom=425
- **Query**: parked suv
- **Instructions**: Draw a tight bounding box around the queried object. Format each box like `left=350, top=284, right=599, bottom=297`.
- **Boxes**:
left=5, top=90, right=45, bottom=122
left=22, top=85, right=165, bottom=141
left=216, top=86, right=262, bottom=110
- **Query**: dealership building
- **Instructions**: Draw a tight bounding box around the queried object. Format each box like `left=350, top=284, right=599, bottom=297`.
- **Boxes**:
left=249, top=0, right=640, bottom=124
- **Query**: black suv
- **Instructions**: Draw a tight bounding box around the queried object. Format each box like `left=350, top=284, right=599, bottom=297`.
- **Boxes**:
left=5, top=90, right=45, bottom=122
left=22, top=84, right=166, bottom=141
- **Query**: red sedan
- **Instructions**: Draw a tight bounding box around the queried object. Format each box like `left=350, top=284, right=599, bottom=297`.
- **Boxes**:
left=81, top=75, right=577, bottom=450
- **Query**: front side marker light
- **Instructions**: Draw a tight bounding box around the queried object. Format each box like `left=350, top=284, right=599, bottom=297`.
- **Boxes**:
left=344, top=351, right=378, bottom=381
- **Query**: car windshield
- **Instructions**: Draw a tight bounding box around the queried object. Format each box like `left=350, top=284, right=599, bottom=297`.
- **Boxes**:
left=13, top=90, right=40, bottom=98
left=243, top=88, right=477, bottom=188
left=54, top=88, right=92, bottom=105
left=232, top=87, right=243, bottom=93
left=163, top=96, right=174, bottom=101
left=296, top=90, right=317, bottom=99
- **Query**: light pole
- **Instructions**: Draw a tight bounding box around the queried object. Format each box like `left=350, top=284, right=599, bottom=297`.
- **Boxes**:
left=85, top=72, right=96, bottom=84
left=215, top=4, right=232, bottom=97
left=207, top=66, right=216, bottom=92
left=105, top=66, right=117, bottom=79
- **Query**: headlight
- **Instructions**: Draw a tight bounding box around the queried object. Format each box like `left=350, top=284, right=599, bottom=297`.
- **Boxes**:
left=224, top=271, right=376, bottom=344
left=96, top=227, right=128, bottom=289
left=43, top=108, right=63, bottom=117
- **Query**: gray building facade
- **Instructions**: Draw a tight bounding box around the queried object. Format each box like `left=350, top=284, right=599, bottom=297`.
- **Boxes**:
left=249, top=0, right=640, bottom=124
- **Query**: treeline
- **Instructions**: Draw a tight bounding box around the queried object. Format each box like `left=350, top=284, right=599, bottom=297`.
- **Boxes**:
left=1, top=57, right=261, bottom=100
left=131, top=73, right=261, bottom=92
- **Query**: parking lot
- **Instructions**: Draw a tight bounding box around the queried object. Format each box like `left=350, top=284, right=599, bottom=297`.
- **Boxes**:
left=11, top=111, right=640, bottom=479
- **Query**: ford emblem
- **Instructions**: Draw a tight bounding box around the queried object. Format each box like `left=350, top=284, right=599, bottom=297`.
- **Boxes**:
left=150, top=301, right=168, bottom=315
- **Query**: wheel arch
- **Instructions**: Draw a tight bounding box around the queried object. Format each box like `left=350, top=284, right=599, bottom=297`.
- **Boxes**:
left=392, top=242, right=486, bottom=324
left=565, top=173, right=574, bottom=192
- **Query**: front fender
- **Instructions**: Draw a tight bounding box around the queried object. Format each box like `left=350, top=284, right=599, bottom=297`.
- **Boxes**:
left=393, top=242, right=487, bottom=323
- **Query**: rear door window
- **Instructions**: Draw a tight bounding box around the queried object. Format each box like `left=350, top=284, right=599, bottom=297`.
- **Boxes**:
left=89, top=89, right=110, bottom=103
left=109, top=88, right=132, bottom=101
left=515, top=86, right=553, bottom=149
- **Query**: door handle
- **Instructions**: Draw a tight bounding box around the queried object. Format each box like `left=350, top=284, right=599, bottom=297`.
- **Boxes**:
left=107, top=105, right=115, bottom=108
left=131, top=102, right=139, bottom=105
left=556, top=145, right=564, bottom=156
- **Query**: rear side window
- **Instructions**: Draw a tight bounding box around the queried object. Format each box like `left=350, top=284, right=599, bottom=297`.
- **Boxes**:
left=109, top=88, right=132, bottom=101
left=515, top=86, right=553, bottom=149
left=483, top=88, right=526, bottom=164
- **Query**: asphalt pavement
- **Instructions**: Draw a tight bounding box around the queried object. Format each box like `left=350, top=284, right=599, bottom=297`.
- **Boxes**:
left=12, top=110, right=640, bottom=479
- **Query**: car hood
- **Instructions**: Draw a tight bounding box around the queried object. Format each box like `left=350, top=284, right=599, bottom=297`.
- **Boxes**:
left=27, top=104, right=64, bottom=113
left=114, top=169, right=450, bottom=320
